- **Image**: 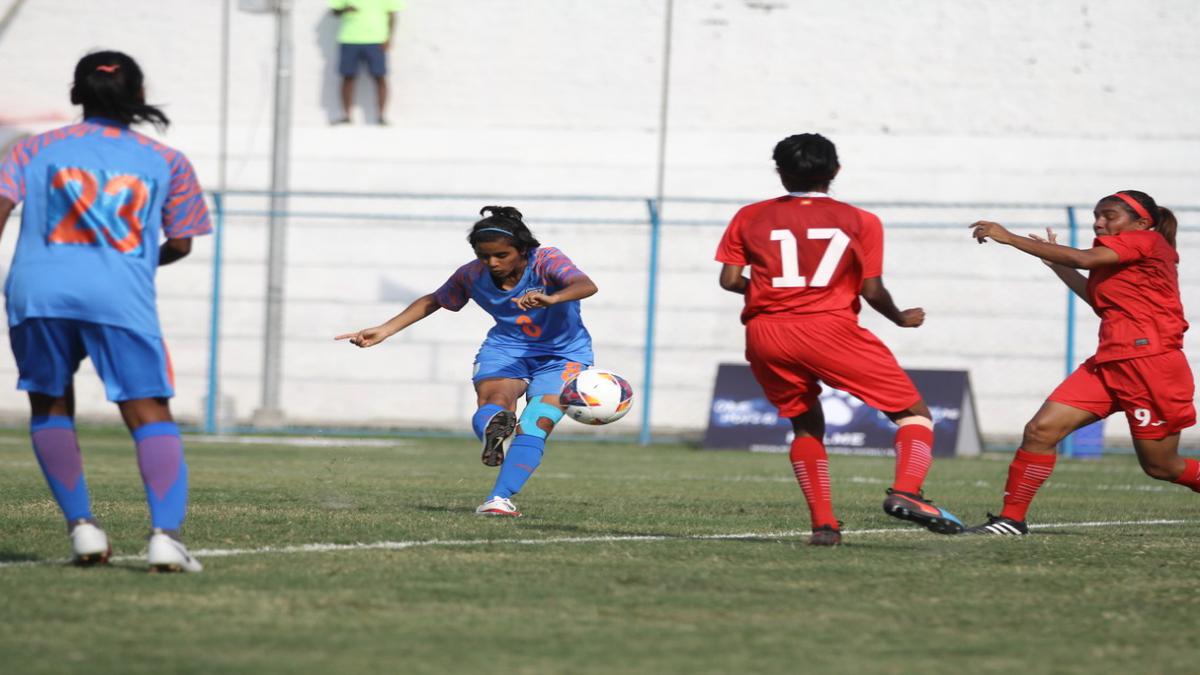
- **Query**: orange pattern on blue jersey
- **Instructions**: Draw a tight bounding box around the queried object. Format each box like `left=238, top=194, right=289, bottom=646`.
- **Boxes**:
left=1, top=121, right=211, bottom=241
left=0, top=119, right=212, bottom=337
left=531, top=246, right=586, bottom=285
left=433, top=246, right=593, bottom=360
left=162, top=338, right=176, bottom=389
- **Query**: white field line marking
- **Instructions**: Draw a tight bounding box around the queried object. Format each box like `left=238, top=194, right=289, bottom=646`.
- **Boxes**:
left=0, top=518, right=1195, bottom=570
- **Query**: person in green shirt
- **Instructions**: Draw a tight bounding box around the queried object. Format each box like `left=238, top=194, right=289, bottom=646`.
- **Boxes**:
left=329, top=0, right=404, bottom=125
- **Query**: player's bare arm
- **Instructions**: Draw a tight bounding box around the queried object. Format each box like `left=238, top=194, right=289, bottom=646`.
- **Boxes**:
left=336, top=292, right=441, bottom=348
left=1029, top=228, right=1092, bottom=305
left=718, top=263, right=748, bottom=295
left=970, top=220, right=1119, bottom=269
left=860, top=276, right=924, bottom=328
left=159, top=237, right=192, bottom=266
left=0, top=196, right=13, bottom=241
left=514, top=274, right=598, bottom=310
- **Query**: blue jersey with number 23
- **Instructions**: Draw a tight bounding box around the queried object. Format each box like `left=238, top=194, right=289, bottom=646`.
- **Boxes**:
left=0, top=118, right=212, bottom=338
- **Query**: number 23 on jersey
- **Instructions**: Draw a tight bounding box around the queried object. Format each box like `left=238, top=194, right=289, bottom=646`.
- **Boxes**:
left=46, top=165, right=154, bottom=256
left=769, top=228, right=850, bottom=288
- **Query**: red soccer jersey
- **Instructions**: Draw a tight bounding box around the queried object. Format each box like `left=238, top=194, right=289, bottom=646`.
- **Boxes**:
left=715, top=194, right=884, bottom=324
left=1087, top=230, right=1188, bottom=363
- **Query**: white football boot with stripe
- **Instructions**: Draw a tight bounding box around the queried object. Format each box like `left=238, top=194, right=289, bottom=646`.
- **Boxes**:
left=147, top=530, right=204, bottom=573
left=964, top=513, right=1029, bottom=535
left=69, top=521, right=112, bottom=566
left=475, top=496, right=521, bottom=517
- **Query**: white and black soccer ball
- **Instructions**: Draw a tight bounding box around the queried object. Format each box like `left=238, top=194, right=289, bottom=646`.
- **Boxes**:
left=560, top=369, right=635, bottom=425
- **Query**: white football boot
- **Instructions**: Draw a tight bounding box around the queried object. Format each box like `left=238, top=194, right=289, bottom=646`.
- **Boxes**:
left=147, top=530, right=203, bottom=573
left=475, top=496, right=521, bottom=517
left=69, top=521, right=111, bottom=566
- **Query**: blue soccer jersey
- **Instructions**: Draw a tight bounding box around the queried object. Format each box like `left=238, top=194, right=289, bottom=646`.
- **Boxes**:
left=435, top=246, right=594, bottom=361
left=0, top=118, right=212, bottom=337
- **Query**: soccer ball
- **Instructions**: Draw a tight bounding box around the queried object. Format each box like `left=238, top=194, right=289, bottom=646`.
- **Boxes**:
left=560, top=369, right=634, bottom=425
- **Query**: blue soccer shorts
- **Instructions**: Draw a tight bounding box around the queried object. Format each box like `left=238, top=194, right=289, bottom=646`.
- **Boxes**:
left=473, top=350, right=592, bottom=399
left=10, top=318, right=175, bottom=402
left=338, top=43, right=387, bottom=77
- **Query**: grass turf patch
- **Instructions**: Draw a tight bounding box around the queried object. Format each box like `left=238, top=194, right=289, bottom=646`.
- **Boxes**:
left=1, top=431, right=1198, bottom=674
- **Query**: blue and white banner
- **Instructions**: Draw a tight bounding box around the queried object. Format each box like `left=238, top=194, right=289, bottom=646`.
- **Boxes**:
left=703, top=364, right=982, bottom=457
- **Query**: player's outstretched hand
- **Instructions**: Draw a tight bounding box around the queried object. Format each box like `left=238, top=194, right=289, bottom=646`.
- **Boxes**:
left=896, top=307, right=925, bottom=328
left=1028, top=228, right=1059, bottom=266
left=334, top=326, right=388, bottom=348
left=970, top=220, right=1012, bottom=245
left=515, top=291, right=556, bottom=310
left=1028, top=227, right=1059, bottom=245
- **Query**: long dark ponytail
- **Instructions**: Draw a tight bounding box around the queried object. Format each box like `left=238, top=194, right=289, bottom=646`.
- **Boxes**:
left=468, top=206, right=540, bottom=254
left=71, top=51, right=170, bottom=130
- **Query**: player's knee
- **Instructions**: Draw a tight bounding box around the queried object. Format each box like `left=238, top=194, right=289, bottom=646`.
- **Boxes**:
left=893, top=415, right=933, bottom=430
left=517, top=401, right=564, bottom=440
left=1140, top=459, right=1179, bottom=482
left=1022, top=417, right=1066, bottom=449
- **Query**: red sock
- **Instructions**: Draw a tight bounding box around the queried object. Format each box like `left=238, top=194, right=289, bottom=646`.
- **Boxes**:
left=892, top=423, right=934, bottom=494
left=790, top=436, right=836, bottom=529
left=1172, top=458, right=1200, bottom=493
left=999, top=449, right=1057, bottom=522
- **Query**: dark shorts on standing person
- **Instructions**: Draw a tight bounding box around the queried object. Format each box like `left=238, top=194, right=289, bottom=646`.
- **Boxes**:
left=338, top=43, right=387, bottom=77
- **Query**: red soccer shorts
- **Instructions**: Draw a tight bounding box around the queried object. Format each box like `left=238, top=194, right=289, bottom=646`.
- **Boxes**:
left=1048, top=350, right=1196, bottom=439
left=744, top=313, right=922, bottom=418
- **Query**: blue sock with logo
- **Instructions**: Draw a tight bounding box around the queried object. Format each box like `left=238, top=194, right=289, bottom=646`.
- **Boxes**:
left=490, top=434, right=545, bottom=499
left=30, top=416, right=93, bottom=523
left=472, top=404, right=505, bottom=441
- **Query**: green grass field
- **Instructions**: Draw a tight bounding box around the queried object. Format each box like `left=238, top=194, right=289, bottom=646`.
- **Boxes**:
left=1, top=429, right=1198, bottom=675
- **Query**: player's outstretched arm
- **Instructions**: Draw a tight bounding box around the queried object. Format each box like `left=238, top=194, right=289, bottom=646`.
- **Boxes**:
left=159, top=237, right=192, bottom=266
left=1029, top=228, right=1092, bottom=306
left=335, top=293, right=442, bottom=348
left=514, top=274, right=598, bottom=310
left=718, top=264, right=748, bottom=295
left=0, top=197, right=14, bottom=242
left=970, top=220, right=1119, bottom=270
left=861, top=277, right=924, bottom=328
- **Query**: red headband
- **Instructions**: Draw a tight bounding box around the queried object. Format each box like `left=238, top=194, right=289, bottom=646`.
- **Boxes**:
left=95, top=64, right=119, bottom=73
left=1110, top=192, right=1154, bottom=224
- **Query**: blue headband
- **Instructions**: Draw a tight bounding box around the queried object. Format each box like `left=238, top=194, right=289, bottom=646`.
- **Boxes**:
left=476, top=227, right=513, bottom=236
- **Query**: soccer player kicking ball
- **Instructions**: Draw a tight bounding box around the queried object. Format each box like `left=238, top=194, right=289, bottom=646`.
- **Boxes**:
left=0, top=52, right=211, bottom=571
left=337, top=206, right=598, bottom=517
left=715, top=133, right=963, bottom=546
left=968, top=191, right=1196, bottom=535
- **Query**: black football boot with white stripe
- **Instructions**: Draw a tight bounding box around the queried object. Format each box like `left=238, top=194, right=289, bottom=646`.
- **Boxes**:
left=964, top=513, right=1029, bottom=536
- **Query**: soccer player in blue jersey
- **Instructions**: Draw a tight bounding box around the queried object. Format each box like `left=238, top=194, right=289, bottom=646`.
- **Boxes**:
left=336, top=206, right=598, bottom=516
left=0, top=51, right=212, bottom=572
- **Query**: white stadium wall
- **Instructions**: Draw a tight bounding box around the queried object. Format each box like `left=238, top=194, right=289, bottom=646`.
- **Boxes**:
left=0, top=0, right=1197, bottom=442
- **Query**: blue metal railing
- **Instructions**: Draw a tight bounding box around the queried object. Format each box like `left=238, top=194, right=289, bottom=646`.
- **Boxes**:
left=640, top=199, right=663, bottom=445
left=204, top=193, right=226, bottom=434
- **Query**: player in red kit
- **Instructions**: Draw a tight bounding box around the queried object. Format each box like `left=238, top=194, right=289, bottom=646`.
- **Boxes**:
left=716, top=133, right=963, bottom=546
left=968, top=191, right=1195, bottom=535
